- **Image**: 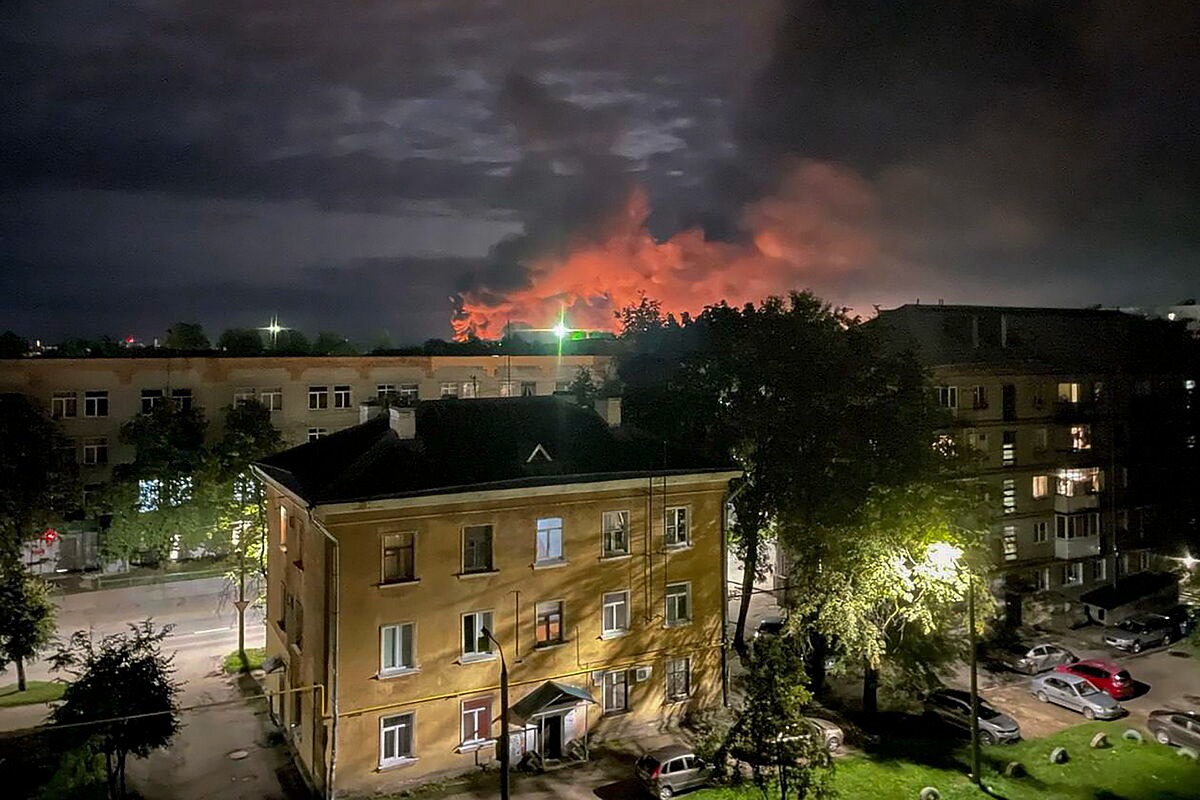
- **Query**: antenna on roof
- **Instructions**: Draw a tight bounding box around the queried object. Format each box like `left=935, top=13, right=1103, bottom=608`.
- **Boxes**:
left=938, top=298, right=944, bottom=306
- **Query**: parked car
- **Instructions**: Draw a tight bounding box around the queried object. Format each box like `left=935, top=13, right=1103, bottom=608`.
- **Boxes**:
left=1147, top=710, right=1200, bottom=749
left=635, top=745, right=712, bottom=798
left=1161, top=604, right=1199, bottom=639
left=1104, top=613, right=1176, bottom=653
left=923, top=688, right=1021, bottom=744
left=986, top=641, right=1076, bottom=674
left=1054, top=659, right=1135, bottom=699
left=803, top=716, right=845, bottom=753
left=1030, top=673, right=1124, bottom=719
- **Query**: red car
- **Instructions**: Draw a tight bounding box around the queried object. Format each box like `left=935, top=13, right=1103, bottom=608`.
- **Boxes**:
left=1054, top=659, right=1135, bottom=699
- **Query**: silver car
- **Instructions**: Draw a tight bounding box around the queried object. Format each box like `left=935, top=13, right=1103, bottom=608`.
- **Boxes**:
left=923, top=688, right=1021, bottom=744
left=635, top=744, right=711, bottom=799
left=804, top=716, right=844, bottom=752
left=1030, top=673, right=1124, bottom=719
left=990, top=641, right=1076, bottom=674
left=1104, top=614, right=1175, bottom=653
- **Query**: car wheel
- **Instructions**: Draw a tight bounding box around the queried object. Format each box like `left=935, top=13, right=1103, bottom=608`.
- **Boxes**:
left=1155, top=729, right=1171, bottom=745
left=658, top=787, right=674, bottom=800
left=1037, top=691, right=1049, bottom=703
left=1083, top=707, right=1095, bottom=720
left=1163, top=633, right=1172, bottom=646
left=980, top=731, right=996, bottom=746
left=827, top=736, right=842, bottom=752
left=1132, top=641, right=1143, bottom=654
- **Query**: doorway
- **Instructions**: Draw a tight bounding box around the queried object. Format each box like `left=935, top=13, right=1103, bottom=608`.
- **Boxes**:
left=542, top=714, right=564, bottom=760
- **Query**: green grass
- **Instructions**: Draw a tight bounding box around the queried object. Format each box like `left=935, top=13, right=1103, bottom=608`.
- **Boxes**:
left=0, top=680, right=66, bottom=708
left=222, top=647, right=266, bottom=674
left=695, top=722, right=1200, bottom=800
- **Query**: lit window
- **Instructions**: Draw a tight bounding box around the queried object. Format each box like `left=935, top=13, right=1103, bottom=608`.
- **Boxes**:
left=1002, top=525, right=1017, bottom=561
left=307, top=428, right=327, bottom=442
left=462, top=525, right=494, bottom=573
left=1070, top=425, right=1091, bottom=451
left=380, top=623, right=415, bottom=674
left=379, top=713, right=415, bottom=766
left=382, top=531, right=415, bottom=583
left=1032, top=475, right=1049, bottom=499
left=260, top=388, right=282, bottom=411
left=603, top=670, right=627, bottom=713
left=937, top=385, right=958, bottom=409
left=666, top=657, right=691, bottom=701
left=1033, top=521, right=1048, bottom=544
left=461, top=381, right=478, bottom=399
left=333, top=385, right=352, bottom=408
left=535, top=601, right=564, bottom=647
left=82, top=437, right=108, bottom=465
left=665, top=507, right=690, bottom=547
left=535, top=517, right=564, bottom=564
left=602, top=511, right=630, bottom=557
left=499, top=381, right=515, bottom=397
left=1001, top=431, right=1016, bottom=466
left=138, top=479, right=161, bottom=512
left=1057, top=382, right=1080, bottom=403
left=602, top=591, right=630, bottom=637
left=308, top=386, right=329, bottom=410
left=51, top=391, right=77, bottom=419
left=171, top=388, right=193, bottom=412
left=1001, top=479, right=1016, bottom=514
left=440, top=382, right=458, bottom=398
left=84, top=391, right=108, bottom=418
left=461, top=611, right=495, bottom=660
left=665, top=582, right=691, bottom=626
left=460, top=697, right=492, bottom=747
left=1056, top=467, right=1101, bottom=496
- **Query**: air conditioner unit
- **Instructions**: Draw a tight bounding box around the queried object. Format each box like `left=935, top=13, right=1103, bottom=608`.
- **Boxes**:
left=633, top=666, right=652, bottom=683
left=591, top=670, right=606, bottom=686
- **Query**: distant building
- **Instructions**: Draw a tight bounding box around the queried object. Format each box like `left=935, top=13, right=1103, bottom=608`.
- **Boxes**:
left=867, top=304, right=1198, bottom=626
left=252, top=397, right=739, bottom=794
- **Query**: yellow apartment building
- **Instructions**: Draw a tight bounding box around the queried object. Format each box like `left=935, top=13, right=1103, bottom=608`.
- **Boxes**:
left=253, top=396, right=740, bottom=796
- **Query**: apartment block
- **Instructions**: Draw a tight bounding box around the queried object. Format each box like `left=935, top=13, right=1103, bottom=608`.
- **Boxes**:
left=252, top=396, right=739, bottom=795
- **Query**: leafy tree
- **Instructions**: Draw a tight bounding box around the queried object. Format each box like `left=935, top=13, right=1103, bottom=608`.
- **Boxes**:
left=216, top=328, right=265, bottom=355
left=312, top=331, right=358, bottom=355
left=0, top=330, right=29, bottom=358
left=163, top=322, right=210, bottom=351
left=565, top=367, right=599, bottom=405
left=783, top=483, right=988, bottom=714
left=0, top=394, right=80, bottom=562
left=50, top=621, right=181, bottom=800
left=271, top=329, right=311, bottom=354
left=615, top=293, right=665, bottom=339
left=0, top=565, right=57, bottom=691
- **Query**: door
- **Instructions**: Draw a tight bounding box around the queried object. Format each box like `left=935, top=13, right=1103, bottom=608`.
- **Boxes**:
left=677, top=756, right=703, bottom=790
left=1004, top=592, right=1022, bottom=628
left=543, top=715, right=564, bottom=759
left=1028, top=646, right=1048, bottom=672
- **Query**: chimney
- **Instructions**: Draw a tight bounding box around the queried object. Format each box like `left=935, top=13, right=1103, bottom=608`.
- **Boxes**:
left=359, top=402, right=381, bottom=424
left=388, top=406, right=416, bottom=439
left=594, top=396, right=621, bottom=427
left=1000, top=313, right=1009, bottom=348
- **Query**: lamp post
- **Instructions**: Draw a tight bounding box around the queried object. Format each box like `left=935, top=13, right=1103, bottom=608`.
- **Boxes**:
left=482, top=626, right=510, bottom=800
left=926, top=542, right=980, bottom=787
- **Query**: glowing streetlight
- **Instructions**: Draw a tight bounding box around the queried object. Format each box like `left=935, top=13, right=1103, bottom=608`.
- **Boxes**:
left=259, top=315, right=288, bottom=348
left=551, top=321, right=568, bottom=339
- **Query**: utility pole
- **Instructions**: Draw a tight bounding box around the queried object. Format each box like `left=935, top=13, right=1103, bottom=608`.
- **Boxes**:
left=235, top=526, right=248, bottom=667
left=483, top=627, right=510, bottom=800
left=968, top=579, right=981, bottom=786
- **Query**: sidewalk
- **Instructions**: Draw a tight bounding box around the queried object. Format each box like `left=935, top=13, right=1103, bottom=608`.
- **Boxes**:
left=0, top=702, right=52, bottom=733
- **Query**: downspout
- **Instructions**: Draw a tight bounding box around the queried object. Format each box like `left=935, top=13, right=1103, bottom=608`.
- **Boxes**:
left=309, top=510, right=340, bottom=800
left=720, top=481, right=732, bottom=708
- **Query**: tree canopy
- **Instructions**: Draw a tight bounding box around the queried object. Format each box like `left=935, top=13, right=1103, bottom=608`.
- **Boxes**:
left=163, top=322, right=210, bottom=350
left=0, top=565, right=57, bottom=692
left=216, top=328, right=265, bottom=355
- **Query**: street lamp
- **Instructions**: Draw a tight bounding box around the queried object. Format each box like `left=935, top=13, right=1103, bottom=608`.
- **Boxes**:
left=481, top=626, right=510, bottom=800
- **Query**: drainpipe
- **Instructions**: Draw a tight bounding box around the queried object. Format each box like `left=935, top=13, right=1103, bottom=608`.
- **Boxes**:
left=309, top=510, right=340, bottom=800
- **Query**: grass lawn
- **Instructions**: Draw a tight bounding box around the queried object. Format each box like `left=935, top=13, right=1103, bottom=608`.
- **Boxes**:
left=223, top=646, right=266, bottom=674
left=0, top=680, right=66, bottom=708
left=695, top=722, right=1200, bottom=800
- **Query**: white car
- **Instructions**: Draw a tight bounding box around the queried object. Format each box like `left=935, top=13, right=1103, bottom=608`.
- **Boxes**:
left=1030, top=673, right=1124, bottom=720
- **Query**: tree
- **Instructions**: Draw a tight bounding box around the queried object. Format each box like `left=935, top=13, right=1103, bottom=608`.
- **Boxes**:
left=163, top=322, right=210, bottom=351
left=312, top=331, right=358, bottom=355
left=565, top=367, right=599, bottom=405
left=50, top=621, right=181, bottom=800
left=271, top=329, right=311, bottom=355
left=0, top=393, right=80, bottom=562
left=0, top=565, right=57, bottom=691
left=0, top=330, right=29, bottom=358
left=216, top=328, right=265, bottom=355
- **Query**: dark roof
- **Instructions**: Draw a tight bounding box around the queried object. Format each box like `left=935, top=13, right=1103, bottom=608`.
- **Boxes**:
left=510, top=681, right=595, bottom=723
left=1079, top=571, right=1179, bottom=610
left=867, top=304, right=1193, bottom=373
left=255, top=396, right=736, bottom=505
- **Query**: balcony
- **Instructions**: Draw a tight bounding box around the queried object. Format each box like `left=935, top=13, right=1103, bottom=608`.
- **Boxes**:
left=1053, top=400, right=1096, bottom=422
left=1055, top=535, right=1100, bottom=560
left=1054, top=493, right=1100, bottom=514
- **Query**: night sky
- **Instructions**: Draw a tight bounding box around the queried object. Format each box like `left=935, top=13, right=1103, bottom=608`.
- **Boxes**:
left=3, top=1, right=1198, bottom=343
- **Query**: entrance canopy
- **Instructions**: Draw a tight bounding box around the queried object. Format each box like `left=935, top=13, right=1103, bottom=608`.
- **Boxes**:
left=510, top=681, right=596, bottom=723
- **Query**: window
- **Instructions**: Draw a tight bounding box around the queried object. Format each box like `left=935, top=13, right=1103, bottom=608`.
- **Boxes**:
left=602, top=591, right=630, bottom=637
left=333, top=385, right=352, bottom=408
left=139, top=388, right=163, bottom=413
left=1062, top=562, right=1083, bottom=586
left=1033, top=427, right=1048, bottom=452
left=172, top=388, right=193, bottom=412
left=1001, top=479, right=1016, bottom=514
left=499, top=381, right=515, bottom=397
left=1002, top=525, right=1017, bottom=561
left=440, top=382, right=458, bottom=398
left=233, top=387, right=256, bottom=406
left=462, top=525, right=494, bottom=573
left=536, top=517, right=564, bottom=564
left=602, top=510, right=630, bottom=557
left=382, top=531, right=415, bottom=583
left=307, top=428, right=327, bottom=442
left=1057, top=382, right=1080, bottom=403
left=535, top=601, right=564, bottom=647
left=966, top=430, right=988, bottom=451
left=972, top=385, right=989, bottom=410
left=398, top=383, right=419, bottom=404
left=308, top=386, right=329, bottom=410
left=138, top=479, right=161, bottom=512
left=665, top=582, right=691, bottom=626
left=377, top=383, right=396, bottom=399
left=461, top=381, right=478, bottom=399
left=278, top=506, right=289, bottom=551
left=1055, top=512, right=1099, bottom=539
left=1070, top=425, right=1091, bottom=451
left=82, top=437, right=108, bottom=465
left=380, top=713, right=415, bottom=766
left=1033, top=521, right=1049, bottom=544
left=461, top=611, right=495, bottom=660
left=51, top=391, right=77, bottom=419
left=1092, top=558, right=1107, bottom=582
left=460, top=697, right=492, bottom=747
left=1035, top=568, right=1050, bottom=591
left=84, top=390, right=108, bottom=417
left=380, top=623, right=415, bottom=674
left=1001, top=431, right=1016, bottom=466
left=603, top=670, right=627, bottom=713
left=1138, top=551, right=1151, bottom=572
left=666, top=657, right=691, bottom=701
left=665, top=507, right=690, bottom=547
left=520, top=381, right=537, bottom=397
left=260, top=387, right=282, bottom=411
left=937, top=385, right=958, bottom=409
left=1032, top=475, right=1049, bottom=499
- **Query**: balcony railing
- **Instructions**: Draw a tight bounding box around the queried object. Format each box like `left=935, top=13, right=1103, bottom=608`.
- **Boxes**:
left=1055, top=535, right=1100, bottom=560
left=1054, top=493, right=1100, bottom=514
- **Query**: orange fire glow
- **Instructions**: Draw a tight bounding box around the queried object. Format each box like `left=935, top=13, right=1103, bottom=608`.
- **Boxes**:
left=453, top=160, right=882, bottom=339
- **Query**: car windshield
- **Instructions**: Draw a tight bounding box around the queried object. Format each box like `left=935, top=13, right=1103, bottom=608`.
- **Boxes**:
left=1076, top=682, right=1099, bottom=697
left=978, top=705, right=1003, bottom=720
left=1118, top=620, right=1147, bottom=633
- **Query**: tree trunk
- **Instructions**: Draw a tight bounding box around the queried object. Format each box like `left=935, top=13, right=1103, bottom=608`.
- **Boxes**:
left=15, top=656, right=26, bottom=692
left=105, top=750, right=117, bottom=800
left=117, top=749, right=127, bottom=799
left=733, top=523, right=760, bottom=656
left=807, top=629, right=827, bottom=695
left=862, top=659, right=879, bottom=716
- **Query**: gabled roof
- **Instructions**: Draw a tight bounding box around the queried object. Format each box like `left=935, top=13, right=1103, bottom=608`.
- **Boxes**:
left=255, top=396, right=737, bottom=506
left=509, top=681, right=595, bottom=723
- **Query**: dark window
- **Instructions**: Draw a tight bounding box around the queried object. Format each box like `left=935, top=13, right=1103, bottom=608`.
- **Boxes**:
left=172, top=388, right=193, bottom=411
left=382, top=532, right=415, bottom=582
left=462, top=525, right=493, bottom=573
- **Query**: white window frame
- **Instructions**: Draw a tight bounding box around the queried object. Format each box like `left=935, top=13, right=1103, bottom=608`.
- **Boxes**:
left=664, top=506, right=690, bottom=548
left=398, top=383, right=419, bottom=402
left=84, top=390, right=108, bottom=418
left=260, top=387, right=283, bottom=411
left=665, top=582, right=691, bottom=627
left=937, top=385, right=958, bottom=409
left=380, top=622, right=416, bottom=676
left=1032, top=475, right=1049, bottom=499
left=381, top=531, right=416, bottom=583
left=601, top=510, right=630, bottom=557
left=461, top=380, right=478, bottom=399
left=601, top=590, right=630, bottom=638
left=82, top=437, right=108, bottom=465
left=379, top=712, right=415, bottom=767
left=308, top=385, right=329, bottom=410
left=1002, top=525, right=1017, bottom=561
left=1001, top=479, right=1016, bottom=514
left=461, top=610, right=495, bottom=661
left=666, top=656, right=691, bottom=701
left=51, top=391, right=77, bottom=419
left=1033, top=521, right=1048, bottom=544
left=233, top=387, right=256, bottom=406
left=377, top=383, right=396, bottom=399
left=440, top=382, right=459, bottom=398
left=333, top=385, right=352, bottom=408
left=307, top=428, right=327, bottom=442
left=460, top=697, right=492, bottom=747
left=535, top=517, right=564, bottom=564
left=603, top=670, right=628, bottom=713
left=1062, top=562, right=1083, bottom=586
left=171, top=388, right=193, bottom=412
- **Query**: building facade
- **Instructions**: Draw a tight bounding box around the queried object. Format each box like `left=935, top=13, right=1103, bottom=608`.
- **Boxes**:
left=872, top=305, right=1198, bottom=625
left=253, top=397, right=738, bottom=795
